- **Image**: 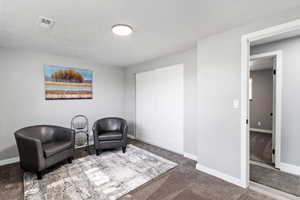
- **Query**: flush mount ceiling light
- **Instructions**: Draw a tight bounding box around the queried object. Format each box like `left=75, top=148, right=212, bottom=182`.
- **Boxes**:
left=112, top=24, right=133, bottom=36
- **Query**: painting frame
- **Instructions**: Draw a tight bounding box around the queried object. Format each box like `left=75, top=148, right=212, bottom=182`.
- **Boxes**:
left=44, top=64, right=93, bottom=100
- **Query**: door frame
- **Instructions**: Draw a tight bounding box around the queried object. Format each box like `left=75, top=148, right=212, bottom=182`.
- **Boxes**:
left=250, top=51, right=282, bottom=168
left=240, top=18, right=300, bottom=188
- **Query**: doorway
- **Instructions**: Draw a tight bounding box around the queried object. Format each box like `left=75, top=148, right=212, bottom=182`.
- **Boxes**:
left=249, top=51, right=281, bottom=170
left=241, top=19, right=300, bottom=196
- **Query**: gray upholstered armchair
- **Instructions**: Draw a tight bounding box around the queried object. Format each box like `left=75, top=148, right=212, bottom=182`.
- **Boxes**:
left=15, top=125, right=75, bottom=179
left=93, top=118, right=128, bottom=156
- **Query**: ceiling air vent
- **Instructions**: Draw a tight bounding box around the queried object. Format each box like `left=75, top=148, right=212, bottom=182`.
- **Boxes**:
left=39, top=16, right=55, bottom=29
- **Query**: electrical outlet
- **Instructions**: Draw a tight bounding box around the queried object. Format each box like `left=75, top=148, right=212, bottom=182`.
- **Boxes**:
left=257, top=121, right=262, bottom=127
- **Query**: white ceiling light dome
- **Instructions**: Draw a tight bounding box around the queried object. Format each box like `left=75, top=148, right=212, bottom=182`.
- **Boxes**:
left=112, top=24, right=133, bottom=36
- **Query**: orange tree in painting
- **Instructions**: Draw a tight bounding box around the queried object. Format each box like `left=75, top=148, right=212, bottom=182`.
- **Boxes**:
left=51, top=70, right=84, bottom=83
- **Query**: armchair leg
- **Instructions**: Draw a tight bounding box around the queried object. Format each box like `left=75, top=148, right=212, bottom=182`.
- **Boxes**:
left=122, top=146, right=126, bottom=153
left=37, top=171, right=43, bottom=180
left=68, top=157, right=73, bottom=164
left=96, top=149, right=101, bottom=156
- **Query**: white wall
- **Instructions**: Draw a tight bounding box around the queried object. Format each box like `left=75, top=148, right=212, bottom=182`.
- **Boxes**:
left=252, top=36, right=300, bottom=167
left=196, top=7, right=300, bottom=182
left=125, top=48, right=197, bottom=156
left=0, top=47, right=125, bottom=161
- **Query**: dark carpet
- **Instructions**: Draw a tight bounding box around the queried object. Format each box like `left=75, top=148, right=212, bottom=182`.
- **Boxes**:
left=250, top=131, right=273, bottom=165
left=250, top=131, right=300, bottom=196
left=0, top=139, right=276, bottom=200
left=250, top=164, right=300, bottom=197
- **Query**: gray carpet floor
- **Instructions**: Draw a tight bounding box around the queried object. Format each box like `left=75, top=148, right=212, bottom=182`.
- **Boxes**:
left=250, top=131, right=300, bottom=196
left=250, top=131, right=273, bottom=165
left=0, top=139, right=276, bottom=200
left=250, top=164, right=300, bottom=196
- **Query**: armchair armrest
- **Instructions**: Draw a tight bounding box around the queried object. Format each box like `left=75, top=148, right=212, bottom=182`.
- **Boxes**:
left=121, top=121, right=128, bottom=145
left=92, top=123, right=100, bottom=148
left=122, top=122, right=128, bottom=138
left=15, top=133, right=45, bottom=171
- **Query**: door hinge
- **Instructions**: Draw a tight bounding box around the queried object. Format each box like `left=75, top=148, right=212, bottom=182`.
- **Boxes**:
left=246, top=119, right=249, bottom=124
left=273, top=69, right=276, bottom=75
left=272, top=149, right=275, bottom=154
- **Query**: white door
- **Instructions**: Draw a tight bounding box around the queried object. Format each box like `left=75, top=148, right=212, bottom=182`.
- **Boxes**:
left=136, top=64, right=184, bottom=154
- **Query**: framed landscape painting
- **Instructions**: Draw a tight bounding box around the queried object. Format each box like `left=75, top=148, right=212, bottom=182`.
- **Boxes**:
left=44, top=65, right=93, bottom=100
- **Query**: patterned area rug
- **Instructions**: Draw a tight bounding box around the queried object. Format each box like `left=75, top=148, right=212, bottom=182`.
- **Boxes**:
left=23, top=144, right=177, bottom=200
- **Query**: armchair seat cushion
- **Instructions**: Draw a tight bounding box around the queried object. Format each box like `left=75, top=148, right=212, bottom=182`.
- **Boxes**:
left=43, top=140, right=73, bottom=158
left=98, top=132, right=122, bottom=141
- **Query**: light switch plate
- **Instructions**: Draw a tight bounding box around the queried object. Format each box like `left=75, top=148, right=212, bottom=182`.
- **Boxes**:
left=233, top=99, right=239, bottom=109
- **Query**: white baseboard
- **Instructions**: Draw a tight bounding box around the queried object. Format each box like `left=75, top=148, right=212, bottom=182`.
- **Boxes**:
left=75, top=139, right=94, bottom=149
left=196, top=164, right=244, bottom=188
left=250, top=128, right=272, bottom=134
left=183, top=152, right=197, bottom=161
left=127, top=135, right=136, bottom=140
left=279, top=162, right=300, bottom=176
left=250, top=160, right=277, bottom=170
left=0, top=156, right=19, bottom=166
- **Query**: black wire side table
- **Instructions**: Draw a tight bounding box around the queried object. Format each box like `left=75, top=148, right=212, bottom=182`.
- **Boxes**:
left=71, top=115, right=90, bottom=154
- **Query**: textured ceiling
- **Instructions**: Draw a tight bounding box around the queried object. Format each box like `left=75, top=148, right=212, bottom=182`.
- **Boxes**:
left=1, top=0, right=300, bottom=67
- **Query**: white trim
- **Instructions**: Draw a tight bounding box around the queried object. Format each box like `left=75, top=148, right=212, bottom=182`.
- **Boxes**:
left=279, top=162, right=300, bottom=176
left=250, top=181, right=299, bottom=200
left=250, top=160, right=277, bottom=170
left=251, top=51, right=280, bottom=60
left=250, top=128, right=272, bottom=134
left=74, top=137, right=94, bottom=149
left=274, top=51, right=283, bottom=170
left=0, top=156, right=19, bottom=166
left=241, top=18, right=300, bottom=188
left=128, top=134, right=136, bottom=140
left=196, top=164, right=245, bottom=188
left=240, top=35, right=250, bottom=188
left=244, top=19, right=300, bottom=42
left=183, top=152, right=197, bottom=161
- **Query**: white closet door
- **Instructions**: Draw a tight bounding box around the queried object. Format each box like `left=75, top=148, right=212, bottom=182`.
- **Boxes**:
left=136, top=64, right=184, bottom=154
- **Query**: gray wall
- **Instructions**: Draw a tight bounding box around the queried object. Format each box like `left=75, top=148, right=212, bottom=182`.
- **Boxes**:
left=196, top=7, right=300, bottom=179
left=250, top=69, right=273, bottom=130
left=0, top=47, right=125, bottom=161
left=124, top=48, right=197, bottom=156
left=251, top=36, right=300, bottom=166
